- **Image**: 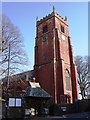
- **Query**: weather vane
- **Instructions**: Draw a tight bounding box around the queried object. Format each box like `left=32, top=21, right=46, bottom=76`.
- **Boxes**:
left=50, top=4, right=56, bottom=13
left=53, top=5, right=55, bottom=13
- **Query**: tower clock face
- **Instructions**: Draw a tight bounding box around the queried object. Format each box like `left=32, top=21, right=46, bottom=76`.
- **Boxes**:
left=62, top=34, right=65, bottom=40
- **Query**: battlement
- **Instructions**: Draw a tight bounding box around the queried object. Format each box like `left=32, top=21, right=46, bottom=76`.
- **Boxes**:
left=37, top=11, right=68, bottom=26
left=37, top=13, right=53, bottom=26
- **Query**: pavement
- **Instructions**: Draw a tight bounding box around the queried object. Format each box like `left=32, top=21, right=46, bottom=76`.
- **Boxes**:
left=62, top=112, right=90, bottom=118
left=1, top=112, right=90, bottom=119
left=24, top=112, right=90, bottom=119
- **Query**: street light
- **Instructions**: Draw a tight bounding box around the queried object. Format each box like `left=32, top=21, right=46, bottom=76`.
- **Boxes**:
left=7, top=43, right=10, bottom=88
left=5, top=43, right=11, bottom=118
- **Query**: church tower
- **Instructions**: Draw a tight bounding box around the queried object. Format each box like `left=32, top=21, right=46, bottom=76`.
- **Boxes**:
left=34, top=8, right=78, bottom=104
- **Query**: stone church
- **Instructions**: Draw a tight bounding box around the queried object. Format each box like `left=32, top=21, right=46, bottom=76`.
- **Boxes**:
left=34, top=7, right=78, bottom=104
left=2, top=7, right=78, bottom=105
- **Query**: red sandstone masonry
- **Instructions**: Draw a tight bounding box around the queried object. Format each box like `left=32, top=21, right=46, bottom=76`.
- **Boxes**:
left=35, top=11, right=78, bottom=104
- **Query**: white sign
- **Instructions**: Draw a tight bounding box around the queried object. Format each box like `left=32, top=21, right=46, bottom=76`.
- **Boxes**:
left=8, top=98, right=22, bottom=107
left=9, top=98, right=15, bottom=107
left=16, top=98, right=21, bottom=107
left=25, top=109, right=30, bottom=115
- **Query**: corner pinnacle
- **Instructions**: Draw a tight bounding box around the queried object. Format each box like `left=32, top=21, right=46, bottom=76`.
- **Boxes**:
left=53, top=6, right=55, bottom=13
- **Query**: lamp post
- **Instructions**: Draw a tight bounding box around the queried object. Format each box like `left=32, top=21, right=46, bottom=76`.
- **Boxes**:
left=6, top=43, right=10, bottom=118
left=7, top=43, right=10, bottom=88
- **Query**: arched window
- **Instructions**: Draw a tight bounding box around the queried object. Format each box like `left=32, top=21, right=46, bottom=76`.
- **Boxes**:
left=65, top=69, right=72, bottom=91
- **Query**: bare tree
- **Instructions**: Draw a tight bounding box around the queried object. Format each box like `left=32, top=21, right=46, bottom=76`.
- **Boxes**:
left=75, top=56, right=90, bottom=99
left=0, top=15, right=28, bottom=78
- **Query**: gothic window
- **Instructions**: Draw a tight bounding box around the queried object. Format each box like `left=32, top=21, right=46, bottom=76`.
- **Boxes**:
left=43, top=25, right=48, bottom=34
left=65, top=69, right=72, bottom=91
left=61, top=25, right=65, bottom=33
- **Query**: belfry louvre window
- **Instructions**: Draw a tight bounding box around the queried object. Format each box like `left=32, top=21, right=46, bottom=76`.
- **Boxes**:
left=43, top=25, right=48, bottom=33
left=65, top=70, right=72, bottom=91
left=61, top=25, right=65, bottom=33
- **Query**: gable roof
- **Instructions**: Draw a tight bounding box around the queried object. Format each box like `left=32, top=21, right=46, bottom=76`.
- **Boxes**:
left=2, top=70, right=34, bottom=83
left=25, top=87, right=52, bottom=99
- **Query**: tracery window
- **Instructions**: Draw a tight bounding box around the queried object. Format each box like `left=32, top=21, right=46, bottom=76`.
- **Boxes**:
left=43, top=25, right=48, bottom=34
left=65, top=69, right=72, bottom=91
left=61, top=25, right=65, bottom=33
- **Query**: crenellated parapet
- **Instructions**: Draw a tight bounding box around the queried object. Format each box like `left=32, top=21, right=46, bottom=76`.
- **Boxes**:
left=37, top=11, right=68, bottom=26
